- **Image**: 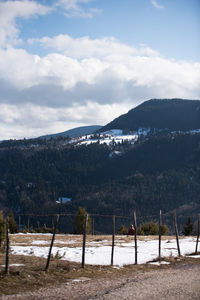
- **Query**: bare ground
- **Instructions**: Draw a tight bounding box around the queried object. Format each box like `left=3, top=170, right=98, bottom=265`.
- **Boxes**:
left=1, top=258, right=200, bottom=300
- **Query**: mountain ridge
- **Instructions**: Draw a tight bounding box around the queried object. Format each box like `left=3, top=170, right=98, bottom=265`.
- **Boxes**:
left=99, top=98, right=200, bottom=133
left=39, top=125, right=102, bottom=139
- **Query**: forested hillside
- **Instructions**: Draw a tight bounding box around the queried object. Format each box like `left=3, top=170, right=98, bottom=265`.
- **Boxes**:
left=1, top=98, right=200, bottom=232
left=0, top=132, right=200, bottom=224
left=100, top=99, right=200, bottom=132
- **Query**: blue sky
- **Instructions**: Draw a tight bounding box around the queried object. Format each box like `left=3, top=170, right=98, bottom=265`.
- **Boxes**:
left=20, top=0, right=200, bottom=61
left=0, top=0, right=200, bottom=139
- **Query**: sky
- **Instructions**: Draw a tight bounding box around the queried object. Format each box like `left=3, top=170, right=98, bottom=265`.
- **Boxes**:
left=0, top=0, right=200, bottom=140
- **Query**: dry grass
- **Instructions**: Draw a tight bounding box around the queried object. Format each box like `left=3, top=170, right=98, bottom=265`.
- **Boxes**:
left=9, top=233, right=180, bottom=248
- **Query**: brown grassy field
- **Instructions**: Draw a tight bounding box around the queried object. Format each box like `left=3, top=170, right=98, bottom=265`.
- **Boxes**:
left=9, top=233, right=183, bottom=248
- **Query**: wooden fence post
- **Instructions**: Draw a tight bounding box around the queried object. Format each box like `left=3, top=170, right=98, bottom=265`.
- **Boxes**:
left=195, top=215, right=200, bottom=254
left=82, top=214, right=88, bottom=268
left=45, top=214, right=59, bottom=271
left=158, top=210, right=162, bottom=260
left=111, top=215, right=115, bottom=266
left=5, top=216, right=9, bottom=275
left=173, top=211, right=181, bottom=256
left=134, top=211, right=137, bottom=265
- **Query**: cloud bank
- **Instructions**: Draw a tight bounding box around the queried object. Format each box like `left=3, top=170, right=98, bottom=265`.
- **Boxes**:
left=0, top=1, right=199, bottom=140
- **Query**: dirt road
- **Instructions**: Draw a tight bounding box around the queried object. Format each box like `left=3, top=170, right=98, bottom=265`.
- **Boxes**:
left=90, top=263, right=200, bottom=300
left=1, top=261, right=200, bottom=300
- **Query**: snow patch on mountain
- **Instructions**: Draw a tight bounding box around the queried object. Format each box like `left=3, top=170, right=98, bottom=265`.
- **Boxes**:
left=69, top=127, right=200, bottom=147
left=74, top=128, right=150, bottom=146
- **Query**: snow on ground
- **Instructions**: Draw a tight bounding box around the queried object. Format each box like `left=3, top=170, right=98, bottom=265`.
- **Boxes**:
left=75, top=128, right=150, bottom=146
left=31, top=240, right=76, bottom=245
left=32, top=240, right=49, bottom=245
left=10, top=237, right=198, bottom=267
left=0, top=264, right=25, bottom=267
left=67, top=127, right=200, bottom=147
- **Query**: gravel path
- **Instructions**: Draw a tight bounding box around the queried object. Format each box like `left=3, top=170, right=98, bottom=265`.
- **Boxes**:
left=1, top=262, right=200, bottom=300
left=90, top=263, right=200, bottom=300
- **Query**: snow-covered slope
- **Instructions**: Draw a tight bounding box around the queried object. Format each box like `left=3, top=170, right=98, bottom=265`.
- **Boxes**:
left=69, top=127, right=200, bottom=147
left=73, top=128, right=150, bottom=146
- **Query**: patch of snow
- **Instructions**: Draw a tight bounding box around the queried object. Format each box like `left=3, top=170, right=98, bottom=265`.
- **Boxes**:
left=109, top=151, right=123, bottom=158
left=188, top=129, right=200, bottom=134
left=148, top=261, right=170, bottom=266
left=12, top=233, right=52, bottom=236
left=172, top=128, right=200, bottom=135
left=137, top=128, right=151, bottom=136
left=10, top=237, right=198, bottom=267
left=187, top=255, right=200, bottom=258
left=32, top=240, right=49, bottom=245
left=72, top=277, right=91, bottom=282
left=0, top=264, right=25, bottom=267
left=102, top=129, right=123, bottom=135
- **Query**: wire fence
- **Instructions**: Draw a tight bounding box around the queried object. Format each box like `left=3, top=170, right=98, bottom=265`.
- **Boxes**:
left=13, top=211, right=200, bottom=236
left=1, top=210, right=200, bottom=275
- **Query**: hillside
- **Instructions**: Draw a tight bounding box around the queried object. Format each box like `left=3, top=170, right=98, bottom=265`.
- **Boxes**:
left=100, top=99, right=200, bottom=132
left=0, top=99, right=200, bottom=232
left=39, top=125, right=102, bottom=139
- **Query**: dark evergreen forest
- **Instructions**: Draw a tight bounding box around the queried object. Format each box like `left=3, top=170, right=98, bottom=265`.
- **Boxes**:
left=0, top=132, right=200, bottom=226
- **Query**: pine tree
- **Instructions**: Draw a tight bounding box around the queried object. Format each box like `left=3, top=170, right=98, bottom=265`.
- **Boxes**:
left=0, top=211, right=6, bottom=248
left=9, top=210, right=18, bottom=233
left=74, top=207, right=91, bottom=234
left=183, top=217, right=194, bottom=236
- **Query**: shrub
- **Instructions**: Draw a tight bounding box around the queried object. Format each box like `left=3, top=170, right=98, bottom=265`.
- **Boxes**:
left=161, top=224, right=169, bottom=235
left=9, top=210, right=18, bottom=233
left=118, top=225, right=128, bottom=235
left=182, top=217, right=194, bottom=236
left=138, top=221, right=169, bottom=235
left=74, top=207, right=91, bottom=234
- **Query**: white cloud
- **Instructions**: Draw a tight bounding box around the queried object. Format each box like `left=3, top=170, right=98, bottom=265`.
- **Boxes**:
left=30, top=34, right=140, bottom=59
left=1, top=35, right=200, bottom=139
left=151, top=0, right=165, bottom=9
left=56, top=0, right=102, bottom=18
left=0, top=0, right=51, bottom=47
left=0, top=102, right=129, bottom=140
left=1, top=36, right=200, bottom=98
left=0, top=13, right=200, bottom=140
left=0, top=0, right=101, bottom=49
left=1, top=2, right=199, bottom=140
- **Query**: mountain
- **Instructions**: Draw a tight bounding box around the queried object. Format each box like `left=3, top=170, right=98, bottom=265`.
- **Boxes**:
left=100, top=99, right=200, bottom=133
left=40, top=125, right=102, bottom=139
left=0, top=99, right=200, bottom=233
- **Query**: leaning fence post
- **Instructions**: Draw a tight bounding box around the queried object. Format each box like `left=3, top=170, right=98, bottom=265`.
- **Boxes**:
left=111, top=215, right=115, bottom=266
left=158, top=210, right=162, bottom=260
left=195, top=215, right=200, bottom=254
left=134, top=211, right=137, bottom=265
left=173, top=211, right=181, bottom=256
left=45, top=214, right=59, bottom=271
left=82, top=214, right=88, bottom=268
left=5, top=216, right=9, bottom=275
